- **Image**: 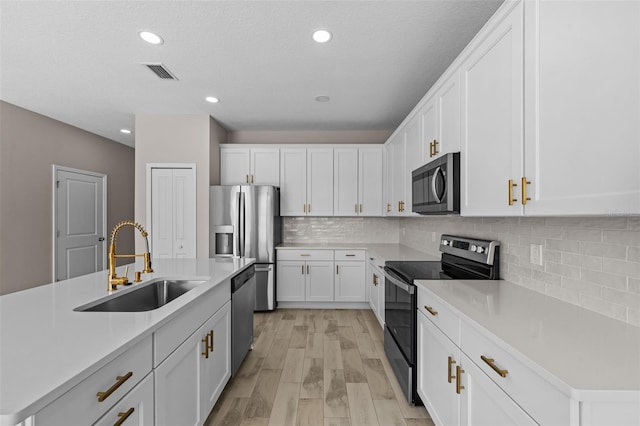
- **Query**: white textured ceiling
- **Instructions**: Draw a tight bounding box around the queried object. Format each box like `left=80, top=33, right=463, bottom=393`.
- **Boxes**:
left=0, top=1, right=502, bottom=147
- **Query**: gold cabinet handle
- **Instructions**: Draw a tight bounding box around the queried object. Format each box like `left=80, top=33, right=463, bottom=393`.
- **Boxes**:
left=447, top=356, right=456, bottom=383
left=303, top=204, right=306, bottom=213
left=508, top=179, right=518, bottom=205
left=307, top=265, right=309, bottom=274
left=301, top=265, right=304, bottom=275
left=308, top=204, right=311, bottom=213
left=245, top=175, right=249, bottom=183
left=481, top=355, right=508, bottom=378
left=209, top=330, right=214, bottom=353
left=424, top=305, right=438, bottom=316
left=359, top=204, right=363, bottom=213
left=114, top=408, right=135, bottom=426
left=521, top=177, right=531, bottom=205
left=251, top=174, right=254, bottom=183
left=97, top=372, right=133, bottom=402
left=428, top=141, right=433, bottom=158
left=455, top=365, right=465, bottom=394
left=300, top=254, right=310, bottom=257
left=336, top=265, right=339, bottom=275
left=433, top=139, right=438, bottom=157
left=202, top=335, right=210, bottom=359
left=345, top=254, right=356, bottom=257
left=386, top=203, right=391, bottom=213
left=355, top=203, right=358, bottom=213
left=373, top=274, right=378, bottom=286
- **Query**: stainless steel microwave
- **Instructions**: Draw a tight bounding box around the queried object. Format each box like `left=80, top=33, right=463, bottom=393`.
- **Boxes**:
left=411, top=152, right=460, bottom=214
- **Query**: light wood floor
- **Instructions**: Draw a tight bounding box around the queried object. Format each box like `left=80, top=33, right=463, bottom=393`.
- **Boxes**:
left=205, top=309, right=434, bottom=426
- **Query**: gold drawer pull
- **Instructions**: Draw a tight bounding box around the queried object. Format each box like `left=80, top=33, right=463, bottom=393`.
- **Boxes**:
left=481, top=355, right=509, bottom=378
left=114, top=407, right=135, bottom=426
left=97, top=371, right=133, bottom=402
left=521, top=177, right=531, bottom=205
left=424, top=305, right=438, bottom=316
left=447, top=356, right=456, bottom=383
left=300, top=254, right=310, bottom=257
left=202, top=335, right=210, bottom=359
left=456, top=365, right=465, bottom=394
left=508, top=179, right=518, bottom=205
left=345, top=254, right=356, bottom=257
left=208, top=330, right=214, bottom=353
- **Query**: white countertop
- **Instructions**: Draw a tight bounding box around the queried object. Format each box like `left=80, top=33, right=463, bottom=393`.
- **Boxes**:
left=277, top=243, right=439, bottom=264
left=0, top=257, right=254, bottom=424
left=415, top=279, right=640, bottom=399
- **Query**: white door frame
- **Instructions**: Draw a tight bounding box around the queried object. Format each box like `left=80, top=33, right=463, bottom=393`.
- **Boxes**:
left=52, top=165, right=107, bottom=282
left=146, top=163, right=197, bottom=256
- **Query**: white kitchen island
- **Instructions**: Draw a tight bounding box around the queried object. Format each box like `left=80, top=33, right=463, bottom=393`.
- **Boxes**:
left=0, top=257, right=254, bottom=426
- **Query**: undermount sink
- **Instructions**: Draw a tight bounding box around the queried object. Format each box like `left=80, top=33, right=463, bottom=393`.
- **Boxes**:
left=75, top=279, right=206, bottom=312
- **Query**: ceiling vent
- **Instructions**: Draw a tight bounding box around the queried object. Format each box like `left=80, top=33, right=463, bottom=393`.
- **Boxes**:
left=142, top=63, right=178, bottom=80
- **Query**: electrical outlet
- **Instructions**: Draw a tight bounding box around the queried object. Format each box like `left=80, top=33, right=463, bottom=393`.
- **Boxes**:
left=530, top=244, right=543, bottom=266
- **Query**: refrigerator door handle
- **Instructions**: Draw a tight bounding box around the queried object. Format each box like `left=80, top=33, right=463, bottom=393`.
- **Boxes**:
left=238, top=191, right=246, bottom=257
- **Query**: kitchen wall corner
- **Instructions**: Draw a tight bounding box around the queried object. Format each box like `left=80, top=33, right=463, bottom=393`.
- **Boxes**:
left=209, top=116, right=228, bottom=185
left=399, top=216, right=640, bottom=327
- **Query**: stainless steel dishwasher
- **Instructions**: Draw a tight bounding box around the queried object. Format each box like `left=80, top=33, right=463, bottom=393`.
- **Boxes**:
left=231, top=265, right=256, bottom=376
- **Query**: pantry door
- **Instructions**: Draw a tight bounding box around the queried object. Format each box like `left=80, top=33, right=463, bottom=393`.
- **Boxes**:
left=53, top=166, right=107, bottom=281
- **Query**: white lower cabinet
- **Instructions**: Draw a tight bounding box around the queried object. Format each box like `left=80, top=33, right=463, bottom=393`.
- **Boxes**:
left=155, top=301, right=231, bottom=426
left=367, top=258, right=384, bottom=328
left=277, top=249, right=366, bottom=304
left=417, top=309, right=535, bottom=426
left=94, top=373, right=154, bottom=426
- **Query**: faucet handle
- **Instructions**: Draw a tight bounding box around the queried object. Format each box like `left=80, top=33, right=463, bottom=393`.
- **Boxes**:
left=122, top=265, right=131, bottom=286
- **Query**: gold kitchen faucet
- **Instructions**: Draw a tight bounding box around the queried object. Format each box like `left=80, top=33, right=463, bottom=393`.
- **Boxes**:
left=108, top=220, right=153, bottom=291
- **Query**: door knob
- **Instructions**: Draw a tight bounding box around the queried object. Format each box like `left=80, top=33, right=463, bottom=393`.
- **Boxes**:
left=98, top=237, right=105, bottom=242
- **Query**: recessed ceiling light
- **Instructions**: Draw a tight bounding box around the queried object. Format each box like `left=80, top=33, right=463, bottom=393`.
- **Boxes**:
left=205, top=96, right=220, bottom=103
left=312, top=29, right=332, bottom=43
left=139, top=31, right=164, bottom=45
left=315, top=95, right=330, bottom=102
left=120, top=129, right=132, bottom=134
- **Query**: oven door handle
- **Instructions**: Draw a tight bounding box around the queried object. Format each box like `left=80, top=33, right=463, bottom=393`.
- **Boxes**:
left=383, top=269, right=415, bottom=294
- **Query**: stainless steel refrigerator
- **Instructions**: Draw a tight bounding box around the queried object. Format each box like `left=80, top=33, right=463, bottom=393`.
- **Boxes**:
left=209, top=185, right=281, bottom=311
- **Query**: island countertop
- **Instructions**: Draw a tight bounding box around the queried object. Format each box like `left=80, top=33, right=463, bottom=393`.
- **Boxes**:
left=0, top=257, right=254, bottom=425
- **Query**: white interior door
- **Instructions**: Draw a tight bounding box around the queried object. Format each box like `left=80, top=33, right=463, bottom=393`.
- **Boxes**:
left=54, top=166, right=106, bottom=281
left=150, top=166, right=196, bottom=259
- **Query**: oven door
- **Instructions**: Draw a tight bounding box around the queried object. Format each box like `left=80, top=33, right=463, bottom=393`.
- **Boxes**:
left=383, top=267, right=417, bottom=364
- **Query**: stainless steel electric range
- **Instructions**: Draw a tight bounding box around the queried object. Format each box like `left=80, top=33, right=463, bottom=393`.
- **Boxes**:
left=383, top=235, right=500, bottom=405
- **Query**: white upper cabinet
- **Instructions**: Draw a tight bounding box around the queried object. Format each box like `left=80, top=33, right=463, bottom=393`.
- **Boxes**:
left=334, top=148, right=359, bottom=216
left=523, top=0, right=640, bottom=215
left=220, top=146, right=279, bottom=186
left=403, top=114, right=422, bottom=216
left=422, top=70, right=461, bottom=163
left=334, top=147, right=383, bottom=216
left=307, top=148, right=334, bottom=216
left=460, top=0, right=524, bottom=216
left=280, top=147, right=333, bottom=216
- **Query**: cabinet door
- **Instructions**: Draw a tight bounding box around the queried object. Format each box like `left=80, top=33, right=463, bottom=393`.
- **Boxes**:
left=358, top=148, right=383, bottom=216
left=523, top=0, right=640, bottom=215
left=383, top=143, right=394, bottom=216
left=220, top=148, right=251, bottom=185
left=404, top=114, right=422, bottom=216
left=94, top=373, right=154, bottom=426
left=307, top=148, right=334, bottom=216
left=280, top=149, right=307, bottom=216
left=333, top=148, right=359, bottom=216
left=251, top=148, right=280, bottom=186
left=459, top=353, right=537, bottom=426
left=201, top=301, right=231, bottom=420
left=417, top=311, right=459, bottom=426
left=421, top=97, right=438, bottom=163
left=155, top=321, right=205, bottom=426
left=390, top=133, right=405, bottom=216
left=277, top=261, right=306, bottom=302
left=334, top=262, right=365, bottom=302
left=368, top=262, right=379, bottom=315
left=306, top=261, right=334, bottom=302
left=461, top=0, right=524, bottom=216
left=438, top=69, right=461, bottom=157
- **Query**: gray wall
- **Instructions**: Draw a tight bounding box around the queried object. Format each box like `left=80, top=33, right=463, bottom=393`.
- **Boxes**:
left=228, top=130, right=391, bottom=144
left=209, top=117, right=228, bottom=185
left=0, top=101, right=135, bottom=295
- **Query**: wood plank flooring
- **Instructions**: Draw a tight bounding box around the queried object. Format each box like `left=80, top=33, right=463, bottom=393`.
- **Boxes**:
left=205, top=309, right=434, bottom=426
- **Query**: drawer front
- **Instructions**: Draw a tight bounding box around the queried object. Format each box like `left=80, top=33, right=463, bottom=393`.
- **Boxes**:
left=34, top=335, right=152, bottom=426
left=335, top=250, right=366, bottom=261
left=460, top=321, right=570, bottom=425
left=154, top=279, right=230, bottom=366
left=94, top=372, right=154, bottom=426
left=417, top=287, right=460, bottom=345
left=277, top=249, right=334, bottom=261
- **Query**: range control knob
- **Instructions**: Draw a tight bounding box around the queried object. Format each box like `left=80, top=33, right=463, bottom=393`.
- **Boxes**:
left=470, top=245, right=477, bottom=252
left=441, top=239, right=449, bottom=246
left=477, top=246, right=485, bottom=254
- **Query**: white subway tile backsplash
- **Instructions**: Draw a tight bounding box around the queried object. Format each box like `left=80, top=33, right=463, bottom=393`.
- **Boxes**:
left=284, top=216, right=640, bottom=326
